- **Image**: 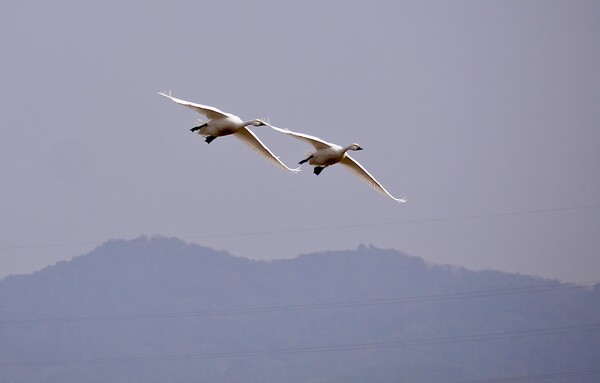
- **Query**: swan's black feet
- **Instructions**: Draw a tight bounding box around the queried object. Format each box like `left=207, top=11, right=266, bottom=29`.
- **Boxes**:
left=313, top=166, right=325, bottom=175
left=299, top=156, right=313, bottom=165
left=190, top=123, right=207, bottom=133
left=205, top=136, right=217, bottom=144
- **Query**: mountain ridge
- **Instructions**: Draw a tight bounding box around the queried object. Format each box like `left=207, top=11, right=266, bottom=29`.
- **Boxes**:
left=1, top=235, right=598, bottom=383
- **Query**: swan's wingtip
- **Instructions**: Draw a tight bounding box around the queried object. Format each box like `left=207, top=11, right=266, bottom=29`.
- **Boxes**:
left=397, top=198, right=407, bottom=203
left=283, top=165, right=301, bottom=173
left=157, top=90, right=172, bottom=97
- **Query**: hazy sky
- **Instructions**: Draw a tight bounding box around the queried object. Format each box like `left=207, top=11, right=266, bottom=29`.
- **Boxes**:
left=1, top=1, right=599, bottom=282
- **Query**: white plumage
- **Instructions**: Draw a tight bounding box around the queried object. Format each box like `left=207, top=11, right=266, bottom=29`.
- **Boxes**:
left=158, top=92, right=300, bottom=173
left=268, top=124, right=406, bottom=203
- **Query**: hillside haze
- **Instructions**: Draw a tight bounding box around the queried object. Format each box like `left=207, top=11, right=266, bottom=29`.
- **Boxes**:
left=1, top=236, right=599, bottom=382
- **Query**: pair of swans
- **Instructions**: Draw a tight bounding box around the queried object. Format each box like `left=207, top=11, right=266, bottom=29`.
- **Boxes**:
left=158, top=92, right=406, bottom=204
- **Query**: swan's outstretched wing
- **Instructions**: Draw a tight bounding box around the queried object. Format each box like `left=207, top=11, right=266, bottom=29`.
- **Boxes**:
left=234, top=128, right=301, bottom=173
left=158, top=91, right=229, bottom=120
left=267, top=124, right=332, bottom=150
left=340, top=155, right=406, bottom=203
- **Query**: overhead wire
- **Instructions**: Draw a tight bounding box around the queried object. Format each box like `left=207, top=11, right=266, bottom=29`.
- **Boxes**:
left=0, top=322, right=598, bottom=368
left=1, top=279, right=597, bottom=325
left=1, top=204, right=599, bottom=251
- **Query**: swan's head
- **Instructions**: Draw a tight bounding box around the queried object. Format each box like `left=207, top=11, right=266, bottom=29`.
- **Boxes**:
left=251, top=119, right=267, bottom=127
left=349, top=143, right=363, bottom=151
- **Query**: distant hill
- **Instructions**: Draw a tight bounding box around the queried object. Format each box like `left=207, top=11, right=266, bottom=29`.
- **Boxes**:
left=1, top=236, right=599, bottom=383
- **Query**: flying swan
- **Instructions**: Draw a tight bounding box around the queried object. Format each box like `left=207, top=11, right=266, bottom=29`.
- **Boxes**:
left=267, top=124, right=406, bottom=203
left=158, top=91, right=300, bottom=173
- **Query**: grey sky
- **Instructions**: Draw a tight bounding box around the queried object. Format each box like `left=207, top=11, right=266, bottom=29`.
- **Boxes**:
left=1, top=1, right=599, bottom=282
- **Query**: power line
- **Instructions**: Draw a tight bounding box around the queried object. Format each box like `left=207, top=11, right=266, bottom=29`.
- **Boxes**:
left=0, top=323, right=598, bottom=368
left=180, top=204, right=600, bottom=240
left=1, top=204, right=599, bottom=251
left=2, top=280, right=597, bottom=325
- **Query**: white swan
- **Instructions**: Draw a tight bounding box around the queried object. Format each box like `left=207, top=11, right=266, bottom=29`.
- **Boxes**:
left=158, top=91, right=300, bottom=173
left=268, top=124, right=406, bottom=203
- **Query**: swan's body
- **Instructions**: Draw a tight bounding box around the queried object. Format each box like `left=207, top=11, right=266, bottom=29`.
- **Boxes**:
left=268, top=124, right=406, bottom=203
left=158, top=92, right=300, bottom=173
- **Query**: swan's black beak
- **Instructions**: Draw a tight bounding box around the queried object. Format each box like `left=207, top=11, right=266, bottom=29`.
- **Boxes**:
left=357, top=147, right=364, bottom=150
